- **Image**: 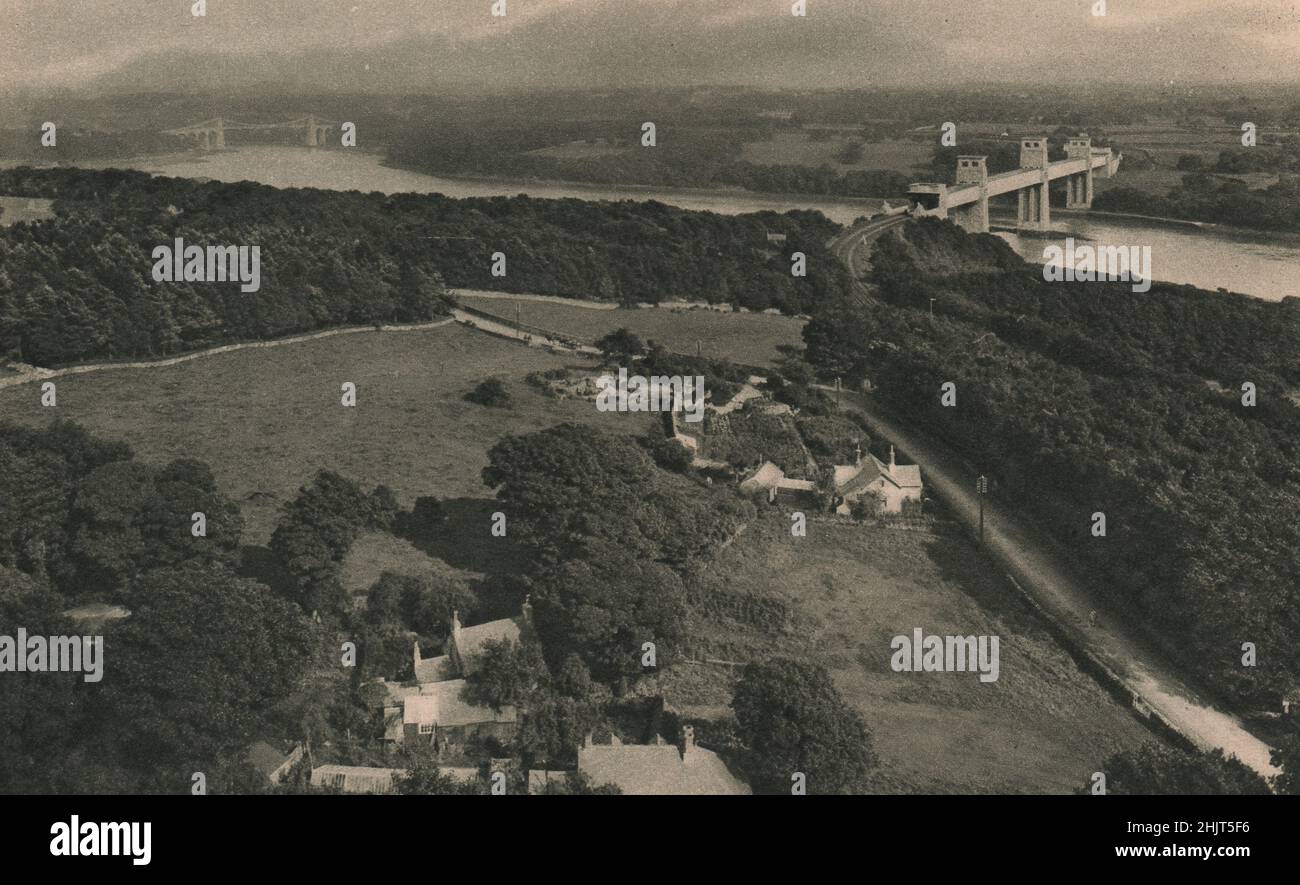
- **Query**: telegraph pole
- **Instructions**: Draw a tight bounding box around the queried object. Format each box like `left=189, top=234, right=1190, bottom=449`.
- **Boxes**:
left=977, top=475, right=988, bottom=545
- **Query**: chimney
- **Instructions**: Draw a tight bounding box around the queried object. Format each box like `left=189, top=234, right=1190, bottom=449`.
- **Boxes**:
left=448, top=610, right=464, bottom=674
left=682, top=725, right=697, bottom=760
left=413, top=640, right=422, bottom=672
left=854, top=443, right=862, bottom=467
left=889, top=445, right=896, bottom=473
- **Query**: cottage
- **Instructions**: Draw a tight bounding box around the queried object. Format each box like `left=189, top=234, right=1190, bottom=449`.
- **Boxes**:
left=413, top=602, right=531, bottom=683
left=833, top=445, right=923, bottom=515
left=739, top=460, right=820, bottom=508
left=310, top=764, right=478, bottom=795
left=400, top=679, right=517, bottom=749
left=577, top=726, right=750, bottom=795
left=387, top=603, right=533, bottom=747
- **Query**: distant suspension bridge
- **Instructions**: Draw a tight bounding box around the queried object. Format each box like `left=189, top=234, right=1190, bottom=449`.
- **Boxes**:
left=162, top=115, right=340, bottom=150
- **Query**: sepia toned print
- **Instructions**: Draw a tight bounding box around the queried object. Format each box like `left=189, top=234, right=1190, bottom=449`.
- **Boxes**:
left=1, top=1, right=1298, bottom=815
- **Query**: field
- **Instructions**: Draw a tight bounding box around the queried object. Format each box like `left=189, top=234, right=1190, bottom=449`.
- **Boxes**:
left=663, top=514, right=1153, bottom=794
left=455, top=292, right=806, bottom=367
left=0, top=322, right=649, bottom=545
left=0, top=194, right=55, bottom=226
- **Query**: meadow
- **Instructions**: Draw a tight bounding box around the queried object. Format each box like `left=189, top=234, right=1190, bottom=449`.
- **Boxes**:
left=0, top=322, right=643, bottom=545
left=664, top=514, right=1154, bottom=794
left=455, top=292, right=807, bottom=368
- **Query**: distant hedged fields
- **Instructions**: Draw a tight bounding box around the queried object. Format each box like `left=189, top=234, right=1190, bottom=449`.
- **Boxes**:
left=0, top=167, right=853, bottom=368
left=803, top=218, right=1300, bottom=710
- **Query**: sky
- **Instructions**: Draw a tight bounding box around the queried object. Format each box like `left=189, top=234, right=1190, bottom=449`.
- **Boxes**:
left=2, top=0, right=1298, bottom=94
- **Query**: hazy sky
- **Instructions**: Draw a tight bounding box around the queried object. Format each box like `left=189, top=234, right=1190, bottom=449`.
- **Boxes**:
left=3, top=0, right=1298, bottom=93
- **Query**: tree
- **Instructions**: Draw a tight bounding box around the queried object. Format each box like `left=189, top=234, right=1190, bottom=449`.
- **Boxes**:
left=394, top=753, right=484, bottom=795
left=464, top=377, right=512, bottom=408
left=1270, top=733, right=1300, bottom=795
left=464, top=638, right=550, bottom=712
left=482, top=424, right=657, bottom=555
left=732, top=658, right=877, bottom=794
left=595, top=327, right=644, bottom=363
left=1086, top=743, right=1270, bottom=795
left=96, top=563, right=319, bottom=790
left=529, top=541, right=687, bottom=682
left=270, top=470, right=380, bottom=613
left=536, top=771, right=622, bottom=795
left=401, top=495, right=445, bottom=538
left=640, top=432, right=693, bottom=472
left=63, top=456, right=243, bottom=600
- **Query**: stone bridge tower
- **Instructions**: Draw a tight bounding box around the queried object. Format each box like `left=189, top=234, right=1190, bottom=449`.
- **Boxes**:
left=1017, top=137, right=1051, bottom=231
left=1064, top=136, right=1094, bottom=209
left=951, top=155, right=989, bottom=233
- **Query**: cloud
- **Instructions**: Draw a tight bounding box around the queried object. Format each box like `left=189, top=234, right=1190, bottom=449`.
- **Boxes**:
left=0, top=0, right=1295, bottom=92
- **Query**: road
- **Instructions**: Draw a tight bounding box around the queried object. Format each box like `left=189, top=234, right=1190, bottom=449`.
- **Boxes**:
left=824, top=225, right=1281, bottom=782
left=0, top=318, right=456, bottom=390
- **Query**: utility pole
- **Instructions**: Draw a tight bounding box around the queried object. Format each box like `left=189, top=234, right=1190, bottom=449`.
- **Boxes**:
left=835, top=376, right=842, bottom=408
left=930, top=297, right=936, bottom=318
left=515, top=302, right=521, bottom=329
left=977, top=475, right=988, bottom=545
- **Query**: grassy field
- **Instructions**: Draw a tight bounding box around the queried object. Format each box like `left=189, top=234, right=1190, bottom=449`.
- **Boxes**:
left=0, top=322, right=650, bottom=545
left=455, top=293, right=806, bottom=368
left=663, top=513, right=1153, bottom=794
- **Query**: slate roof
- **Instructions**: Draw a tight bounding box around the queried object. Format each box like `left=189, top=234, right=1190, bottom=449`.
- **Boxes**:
left=402, top=679, right=517, bottom=729
left=311, top=765, right=402, bottom=794
left=578, top=740, right=750, bottom=796
left=740, top=461, right=784, bottom=491
left=310, top=764, right=478, bottom=794
left=413, top=653, right=455, bottom=684
left=455, top=618, right=522, bottom=675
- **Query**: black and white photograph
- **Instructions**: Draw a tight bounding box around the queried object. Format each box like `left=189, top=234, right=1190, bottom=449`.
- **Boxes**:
left=1, top=0, right=1297, bottom=865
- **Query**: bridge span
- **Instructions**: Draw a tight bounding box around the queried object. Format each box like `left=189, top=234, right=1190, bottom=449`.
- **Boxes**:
left=162, top=115, right=339, bottom=150
left=909, top=136, right=1122, bottom=233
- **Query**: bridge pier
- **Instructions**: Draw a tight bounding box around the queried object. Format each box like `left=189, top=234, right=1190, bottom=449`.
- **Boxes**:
left=1015, top=137, right=1051, bottom=231
left=950, top=155, right=990, bottom=233
left=1064, top=137, right=1093, bottom=209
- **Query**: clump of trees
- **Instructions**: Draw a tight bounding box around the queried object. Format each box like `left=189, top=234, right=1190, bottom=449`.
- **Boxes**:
left=1082, top=743, right=1270, bottom=795
left=269, top=470, right=399, bottom=616
left=731, top=658, right=878, bottom=794
left=482, top=423, right=753, bottom=681
left=0, top=420, right=320, bottom=794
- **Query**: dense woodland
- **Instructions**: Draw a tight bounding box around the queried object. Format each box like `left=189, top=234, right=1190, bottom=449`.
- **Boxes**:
left=0, top=167, right=853, bottom=367
left=387, top=120, right=912, bottom=199
left=803, top=218, right=1300, bottom=709
left=1096, top=173, right=1300, bottom=231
